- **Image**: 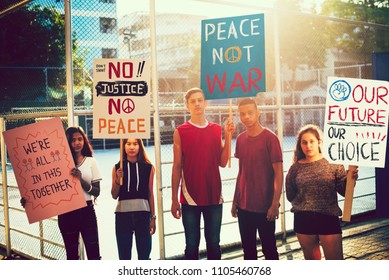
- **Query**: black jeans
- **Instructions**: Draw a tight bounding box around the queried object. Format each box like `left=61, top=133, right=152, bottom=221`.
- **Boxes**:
left=115, top=211, right=151, bottom=260
left=58, top=201, right=101, bottom=260
left=237, top=208, right=279, bottom=260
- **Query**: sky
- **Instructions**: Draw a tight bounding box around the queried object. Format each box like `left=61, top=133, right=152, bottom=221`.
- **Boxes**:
left=117, top=0, right=325, bottom=19
left=117, top=0, right=260, bottom=18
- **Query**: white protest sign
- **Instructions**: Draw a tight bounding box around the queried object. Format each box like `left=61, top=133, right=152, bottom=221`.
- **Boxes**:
left=323, top=77, right=389, bottom=168
left=93, top=59, right=151, bottom=139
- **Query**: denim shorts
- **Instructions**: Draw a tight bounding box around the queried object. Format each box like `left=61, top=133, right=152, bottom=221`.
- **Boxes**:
left=294, top=211, right=342, bottom=235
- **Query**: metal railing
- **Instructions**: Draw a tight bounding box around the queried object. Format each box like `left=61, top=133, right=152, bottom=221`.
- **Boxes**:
left=1, top=103, right=377, bottom=259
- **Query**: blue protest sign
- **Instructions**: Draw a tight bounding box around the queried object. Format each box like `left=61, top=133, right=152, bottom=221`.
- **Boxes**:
left=201, top=14, right=266, bottom=100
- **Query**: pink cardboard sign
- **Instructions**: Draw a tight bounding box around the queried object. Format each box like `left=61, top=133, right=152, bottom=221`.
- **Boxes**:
left=2, top=117, right=86, bottom=223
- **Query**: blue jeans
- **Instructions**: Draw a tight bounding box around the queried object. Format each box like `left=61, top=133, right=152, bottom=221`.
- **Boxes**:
left=181, top=204, right=222, bottom=260
left=237, top=208, right=279, bottom=260
left=115, top=211, right=151, bottom=260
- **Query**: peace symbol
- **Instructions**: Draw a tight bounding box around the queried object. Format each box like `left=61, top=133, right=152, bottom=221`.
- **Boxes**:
left=225, top=46, right=242, bottom=63
left=122, top=98, right=135, bottom=114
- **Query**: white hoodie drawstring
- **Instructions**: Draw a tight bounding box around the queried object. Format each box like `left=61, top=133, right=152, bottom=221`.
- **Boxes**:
left=127, top=162, right=139, bottom=192
left=127, top=162, right=130, bottom=192
left=136, top=162, right=139, bottom=191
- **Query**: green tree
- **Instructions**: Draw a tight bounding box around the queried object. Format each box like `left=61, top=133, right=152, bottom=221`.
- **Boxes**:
left=279, top=0, right=329, bottom=68
left=265, top=0, right=331, bottom=91
left=0, top=3, right=66, bottom=67
left=0, top=1, right=85, bottom=109
left=321, top=0, right=389, bottom=66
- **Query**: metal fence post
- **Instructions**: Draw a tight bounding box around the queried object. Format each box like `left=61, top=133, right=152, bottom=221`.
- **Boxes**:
left=273, top=5, right=287, bottom=241
left=0, top=117, right=11, bottom=257
left=65, top=0, right=75, bottom=127
left=150, top=0, right=166, bottom=260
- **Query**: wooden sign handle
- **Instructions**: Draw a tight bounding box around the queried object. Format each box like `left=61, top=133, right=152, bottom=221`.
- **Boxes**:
left=342, top=165, right=358, bottom=222
left=119, top=139, right=123, bottom=185
left=228, top=99, right=232, bottom=168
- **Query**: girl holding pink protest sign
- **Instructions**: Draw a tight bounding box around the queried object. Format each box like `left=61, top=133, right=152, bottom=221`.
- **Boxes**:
left=59, top=126, right=102, bottom=260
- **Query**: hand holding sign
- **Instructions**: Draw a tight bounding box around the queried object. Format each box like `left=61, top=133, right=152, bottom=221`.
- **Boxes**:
left=224, top=113, right=236, bottom=167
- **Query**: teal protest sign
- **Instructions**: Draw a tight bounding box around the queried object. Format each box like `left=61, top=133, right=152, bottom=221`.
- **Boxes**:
left=201, top=14, right=266, bottom=100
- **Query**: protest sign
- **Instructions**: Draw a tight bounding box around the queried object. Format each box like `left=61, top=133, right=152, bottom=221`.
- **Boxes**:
left=200, top=14, right=266, bottom=99
left=323, top=77, right=389, bottom=221
left=2, top=117, right=86, bottom=224
left=93, top=59, right=151, bottom=139
left=323, top=77, right=389, bottom=168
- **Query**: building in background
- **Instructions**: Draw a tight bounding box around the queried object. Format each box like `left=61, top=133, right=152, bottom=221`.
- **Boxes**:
left=119, top=12, right=204, bottom=93
left=36, top=0, right=119, bottom=69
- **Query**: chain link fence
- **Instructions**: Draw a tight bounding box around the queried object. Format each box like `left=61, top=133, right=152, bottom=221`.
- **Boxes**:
left=1, top=0, right=388, bottom=259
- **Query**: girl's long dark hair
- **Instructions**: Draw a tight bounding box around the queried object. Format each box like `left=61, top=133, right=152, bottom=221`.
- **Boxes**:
left=293, top=124, right=323, bottom=163
left=65, top=126, right=94, bottom=164
left=121, top=138, right=151, bottom=164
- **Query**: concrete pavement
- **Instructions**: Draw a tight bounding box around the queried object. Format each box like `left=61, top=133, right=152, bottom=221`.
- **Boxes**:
left=220, top=214, right=389, bottom=260
left=1, top=213, right=388, bottom=260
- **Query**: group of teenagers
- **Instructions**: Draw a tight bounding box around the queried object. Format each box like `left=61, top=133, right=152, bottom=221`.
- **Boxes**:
left=27, top=87, right=359, bottom=261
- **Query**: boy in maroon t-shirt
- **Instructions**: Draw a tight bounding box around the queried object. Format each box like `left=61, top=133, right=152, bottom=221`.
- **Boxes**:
left=231, top=98, right=283, bottom=260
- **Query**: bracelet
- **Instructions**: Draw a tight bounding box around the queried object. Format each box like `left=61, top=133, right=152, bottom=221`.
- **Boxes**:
left=87, top=185, right=93, bottom=193
left=151, top=215, right=156, bottom=220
